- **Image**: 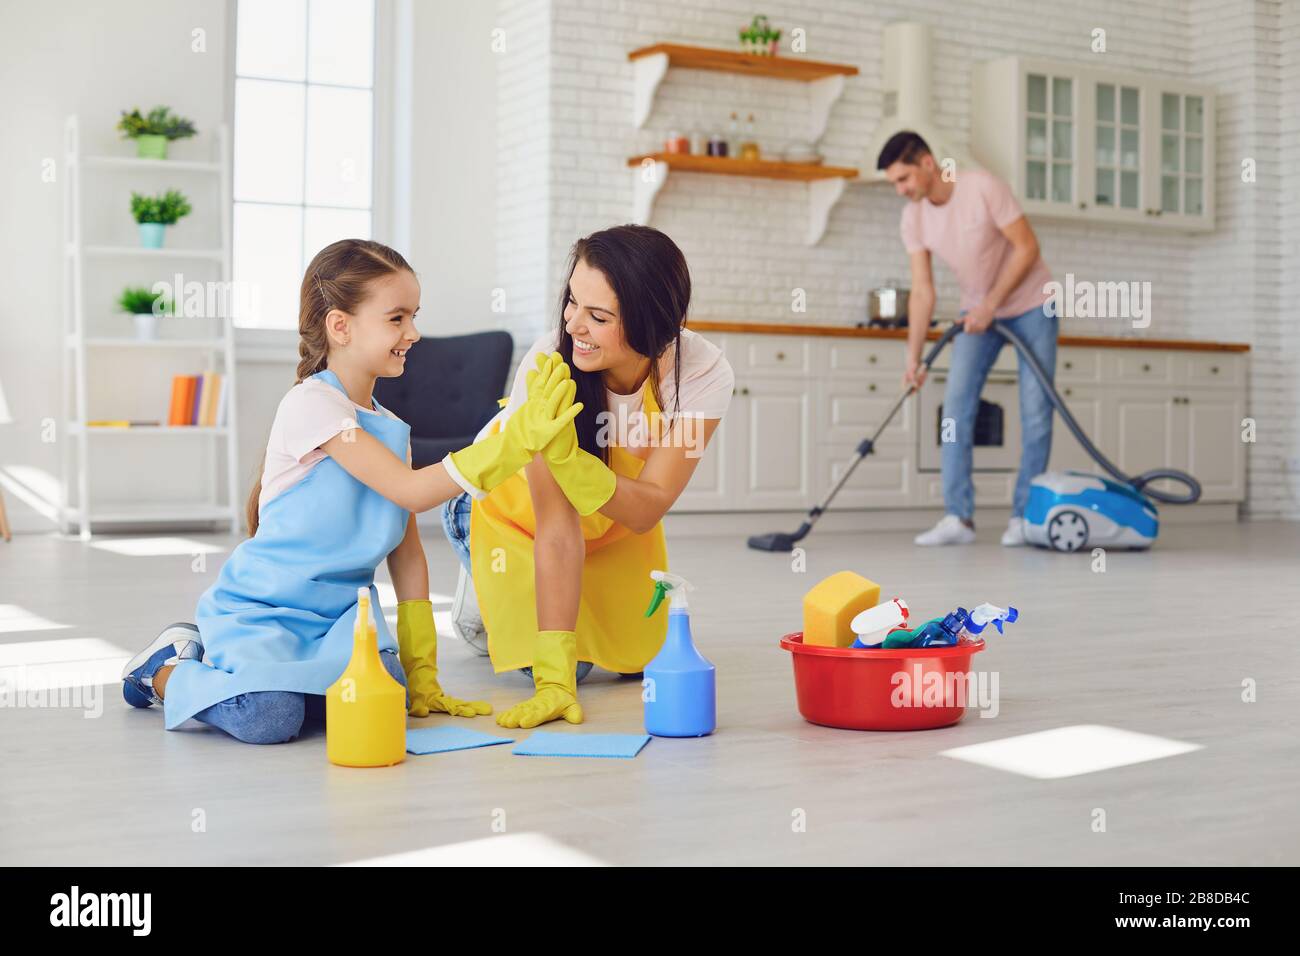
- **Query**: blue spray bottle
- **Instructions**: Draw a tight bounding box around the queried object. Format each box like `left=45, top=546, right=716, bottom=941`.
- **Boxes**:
left=642, top=570, right=716, bottom=737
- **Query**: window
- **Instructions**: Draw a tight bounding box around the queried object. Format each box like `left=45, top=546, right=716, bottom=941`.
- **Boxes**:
left=232, top=0, right=376, bottom=329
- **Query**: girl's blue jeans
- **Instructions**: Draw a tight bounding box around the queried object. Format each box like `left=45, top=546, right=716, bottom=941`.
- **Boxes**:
left=192, top=650, right=407, bottom=745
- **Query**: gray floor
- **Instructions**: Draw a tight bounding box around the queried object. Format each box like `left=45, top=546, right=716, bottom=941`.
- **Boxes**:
left=2, top=517, right=1297, bottom=866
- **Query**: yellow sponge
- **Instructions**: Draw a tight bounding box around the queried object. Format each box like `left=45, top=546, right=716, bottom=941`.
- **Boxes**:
left=803, top=571, right=882, bottom=647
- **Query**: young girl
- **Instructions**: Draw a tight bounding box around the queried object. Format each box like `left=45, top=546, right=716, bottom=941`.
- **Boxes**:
left=121, top=238, right=582, bottom=744
left=440, top=224, right=735, bottom=730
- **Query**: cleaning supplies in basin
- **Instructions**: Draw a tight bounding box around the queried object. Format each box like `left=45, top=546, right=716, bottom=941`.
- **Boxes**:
left=881, top=603, right=1020, bottom=648
left=849, top=598, right=909, bottom=648
left=642, top=570, right=715, bottom=737
left=802, top=571, right=882, bottom=647
left=963, top=603, right=1019, bottom=636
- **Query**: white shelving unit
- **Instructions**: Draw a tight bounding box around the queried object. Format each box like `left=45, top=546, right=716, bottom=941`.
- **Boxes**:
left=60, top=114, right=241, bottom=540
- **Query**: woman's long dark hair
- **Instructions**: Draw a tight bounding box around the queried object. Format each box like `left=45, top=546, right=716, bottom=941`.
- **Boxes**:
left=555, top=225, right=691, bottom=463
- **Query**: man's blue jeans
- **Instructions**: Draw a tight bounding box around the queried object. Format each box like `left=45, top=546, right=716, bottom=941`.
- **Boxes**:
left=941, top=304, right=1059, bottom=520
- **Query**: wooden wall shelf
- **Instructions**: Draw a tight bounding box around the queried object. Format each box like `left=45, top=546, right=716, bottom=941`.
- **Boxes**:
left=628, top=43, right=858, bottom=81
left=626, top=153, right=858, bottom=182
left=628, top=42, right=856, bottom=139
left=628, top=154, right=858, bottom=246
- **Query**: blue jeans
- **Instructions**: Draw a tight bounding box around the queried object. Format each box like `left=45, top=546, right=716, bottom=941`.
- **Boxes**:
left=441, top=492, right=473, bottom=574
left=192, top=650, right=407, bottom=745
left=440, top=492, right=608, bottom=683
left=941, top=304, right=1059, bottom=519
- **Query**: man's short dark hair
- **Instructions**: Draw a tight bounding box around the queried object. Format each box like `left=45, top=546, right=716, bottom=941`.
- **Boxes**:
left=876, top=131, right=932, bottom=170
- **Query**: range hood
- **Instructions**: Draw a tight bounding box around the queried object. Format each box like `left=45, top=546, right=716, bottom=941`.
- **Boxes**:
left=864, top=22, right=976, bottom=183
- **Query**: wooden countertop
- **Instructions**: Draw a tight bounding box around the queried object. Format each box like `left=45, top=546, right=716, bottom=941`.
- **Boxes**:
left=687, top=320, right=1250, bottom=353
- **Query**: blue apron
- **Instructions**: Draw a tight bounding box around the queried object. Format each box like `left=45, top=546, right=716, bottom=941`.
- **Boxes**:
left=163, top=369, right=411, bottom=729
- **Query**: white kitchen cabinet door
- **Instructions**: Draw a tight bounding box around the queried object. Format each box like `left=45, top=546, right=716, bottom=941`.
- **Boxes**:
left=1146, top=84, right=1215, bottom=230
left=1183, top=393, right=1244, bottom=501
left=1082, top=78, right=1148, bottom=224
left=975, top=58, right=1084, bottom=221
left=670, top=412, right=732, bottom=512
left=1113, top=390, right=1186, bottom=495
left=817, top=442, right=912, bottom=508
left=1021, top=68, right=1080, bottom=217
left=1047, top=384, right=1109, bottom=473
left=735, top=377, right=813, bottom=509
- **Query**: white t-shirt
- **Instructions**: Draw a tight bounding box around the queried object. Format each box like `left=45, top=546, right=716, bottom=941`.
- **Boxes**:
left=259, top=376, right=408, bottom=515
left=498, top=327, right=733, bottom=433
left=445, top=328, right=734, bottom=500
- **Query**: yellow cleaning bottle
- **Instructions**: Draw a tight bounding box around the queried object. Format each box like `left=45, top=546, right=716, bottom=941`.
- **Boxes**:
left=326, top=587, right=406, bottom=767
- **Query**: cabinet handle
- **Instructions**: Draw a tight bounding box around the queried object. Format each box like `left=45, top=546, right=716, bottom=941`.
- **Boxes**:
left=868, top=354, right=877, bottom=364
left=740, top=386, right=751, bottom=396
left=1142, top=363, right=1151, bottom=372
left=1064, top=360, right=1073, bottom=370
left=775, top=351, right=786, bottom=361
left=1078, top=201, right=1087, bottom=210
left=868, top=383, right=877, bottom=392
left=1211, top=365, right=1219, bottom=374
left=1064, top=387, right=1073, bottom=396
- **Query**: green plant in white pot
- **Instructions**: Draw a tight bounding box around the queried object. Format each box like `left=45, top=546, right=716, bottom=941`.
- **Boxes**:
left=131, top=190, right=192, bottom=248
left=116, top=106, right=197, bottom=160
left=118, top=286, right=174, bottom=341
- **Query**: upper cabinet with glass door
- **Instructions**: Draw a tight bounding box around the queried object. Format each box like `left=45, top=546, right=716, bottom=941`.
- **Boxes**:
left=973, top=57, right=1214, bottom=231
left=1153, top=88, right=1213, bottom=228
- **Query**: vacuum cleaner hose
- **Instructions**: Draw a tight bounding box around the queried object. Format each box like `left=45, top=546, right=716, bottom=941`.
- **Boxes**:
left=989, top=322, right=1201, bottom=505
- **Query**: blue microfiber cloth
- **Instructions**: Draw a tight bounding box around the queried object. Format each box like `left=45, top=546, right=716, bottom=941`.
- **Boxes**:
left=511, top=731, right=651, bottom=759
left=405, top=727, right=514, bottom=755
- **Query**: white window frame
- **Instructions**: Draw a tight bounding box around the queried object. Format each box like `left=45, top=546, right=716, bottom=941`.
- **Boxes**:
left=226, top=0, right=411, bottom=359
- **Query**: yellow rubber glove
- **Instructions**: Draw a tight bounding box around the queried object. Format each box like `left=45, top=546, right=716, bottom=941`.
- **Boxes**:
left=542, top=418, right=618, bottom=517
left=495, top=630, right=584, bottom=729
left=445, top=352, right=582, bottom=496
left=397, top=599, right=492, bottom=718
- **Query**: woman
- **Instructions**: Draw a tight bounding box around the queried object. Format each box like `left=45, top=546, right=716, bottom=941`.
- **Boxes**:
left=439, top=224, right=734, bottom=729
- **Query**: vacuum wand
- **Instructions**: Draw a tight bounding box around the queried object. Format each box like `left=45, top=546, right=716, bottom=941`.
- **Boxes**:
left=746, top=325, right=960, bottom=553
left=745, top=321, right=1200, bottom=553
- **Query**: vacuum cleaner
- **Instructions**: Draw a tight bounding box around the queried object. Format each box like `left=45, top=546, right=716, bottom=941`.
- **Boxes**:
left=746, top=322, right=1201, bottom=554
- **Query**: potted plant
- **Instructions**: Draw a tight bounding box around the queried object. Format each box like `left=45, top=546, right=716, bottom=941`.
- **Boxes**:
left=117, top=286, right=174, bottom=341
left=739, top=15, right=780, bottom=56
left=116, top=106, right=197, bottom=159
left=131, top=189, right=192, bottom=248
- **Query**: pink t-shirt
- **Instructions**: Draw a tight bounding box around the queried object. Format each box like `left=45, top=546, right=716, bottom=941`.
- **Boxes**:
left=900, top=168, right=1052, bottom=318
left=259, top=376, right=408, bottom=515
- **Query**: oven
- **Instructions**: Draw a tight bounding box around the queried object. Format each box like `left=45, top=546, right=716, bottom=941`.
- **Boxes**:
left=917, top=370, right=1021, bottom=473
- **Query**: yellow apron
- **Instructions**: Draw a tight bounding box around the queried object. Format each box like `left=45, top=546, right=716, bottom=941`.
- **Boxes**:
left=470, top=380, right=668, bottom=674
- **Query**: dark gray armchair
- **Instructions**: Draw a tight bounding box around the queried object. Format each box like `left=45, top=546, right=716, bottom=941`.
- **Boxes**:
left=373, top=331, right=514, bottom=467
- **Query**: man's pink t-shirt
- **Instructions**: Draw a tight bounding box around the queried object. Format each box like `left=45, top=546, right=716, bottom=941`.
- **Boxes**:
left=900, top=168, right=1052, bottom=318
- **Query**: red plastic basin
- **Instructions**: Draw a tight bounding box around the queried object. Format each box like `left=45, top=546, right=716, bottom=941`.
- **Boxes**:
left=780, top=632, right=986, bottom=731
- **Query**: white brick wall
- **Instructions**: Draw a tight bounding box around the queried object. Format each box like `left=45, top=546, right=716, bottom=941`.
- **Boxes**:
left=496, top=0, right=1298, bottom=516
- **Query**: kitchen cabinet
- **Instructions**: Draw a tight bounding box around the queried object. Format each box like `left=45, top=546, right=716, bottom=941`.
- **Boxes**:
left=973, top=57, right=1215, bottom=230
left=673, top=329, right=1246, bottom=513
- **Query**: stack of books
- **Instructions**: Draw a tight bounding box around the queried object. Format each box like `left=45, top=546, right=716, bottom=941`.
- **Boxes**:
left=167, top=371, right=228, bottom=427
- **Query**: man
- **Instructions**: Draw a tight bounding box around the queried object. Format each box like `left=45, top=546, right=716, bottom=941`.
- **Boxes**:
left=878, top=130, right=1057, bottom=547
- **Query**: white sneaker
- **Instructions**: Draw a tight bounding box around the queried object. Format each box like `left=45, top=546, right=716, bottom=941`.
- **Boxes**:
left=450, top=565, right=490, bottom=656
left=1001, top=516, right=1028, bottom=547
left=914, top=514, right=976, bottom=546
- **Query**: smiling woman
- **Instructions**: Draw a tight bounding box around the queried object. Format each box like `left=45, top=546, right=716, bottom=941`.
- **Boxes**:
left=440, top=224, right=735, bottom=730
